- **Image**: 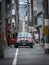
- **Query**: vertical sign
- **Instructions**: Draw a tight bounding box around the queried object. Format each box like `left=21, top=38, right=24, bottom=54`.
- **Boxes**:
left=48, top=0, right=49, bottom=15
left=0, top=2, right=1, bottom=41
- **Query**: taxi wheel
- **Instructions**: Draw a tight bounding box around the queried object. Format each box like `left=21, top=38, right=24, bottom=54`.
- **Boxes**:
left=14, top=44, right=18, bottom=48
left=30, top=44, right=33, bottom=48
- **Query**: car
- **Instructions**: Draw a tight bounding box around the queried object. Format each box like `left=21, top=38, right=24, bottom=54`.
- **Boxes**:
left=9, top=34, right=18, bottom=48
left=17, top=32, right=34, bottom=48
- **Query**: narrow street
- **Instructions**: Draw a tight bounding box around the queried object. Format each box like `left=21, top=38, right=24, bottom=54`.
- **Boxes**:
left=0, top=0, right=49, bottom=65
left=17, top=45, right=49, bottom=65
left=0, top=45, right=49, bottom=65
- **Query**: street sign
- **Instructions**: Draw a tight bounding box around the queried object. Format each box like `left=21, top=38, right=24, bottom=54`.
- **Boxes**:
left=0, top=2, right=1, bottom=41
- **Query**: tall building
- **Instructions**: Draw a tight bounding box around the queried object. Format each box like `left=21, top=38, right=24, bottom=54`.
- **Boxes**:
left=19, top=0, right=31, bottom=32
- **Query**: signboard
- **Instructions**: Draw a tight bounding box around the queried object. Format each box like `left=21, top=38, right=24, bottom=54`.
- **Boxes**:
left=0, top=2, right=1, bottom=41
left=48, top=0, right=49, bottom=14
left=0, top=2, right=1, bottom=20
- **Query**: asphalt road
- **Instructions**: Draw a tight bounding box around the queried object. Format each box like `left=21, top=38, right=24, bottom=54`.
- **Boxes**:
left=17, top=46, right=49, bottom=65
left=0, top=45, right=49, bottom=65
left=0, top=47, right=16, bottom=65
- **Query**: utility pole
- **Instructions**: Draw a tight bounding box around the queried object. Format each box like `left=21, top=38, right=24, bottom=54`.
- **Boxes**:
left=43, top=0, right=49, bottom=53
left=2, top=0, right=6, bottom=45
left=15, top=0, right=19, bottom=32
left=0, top=0, right=6, bottom=58
left=31, top=0, right=33, bottom=25
left=27, top=0, right=30, bottom=31
left=10, top=0, right=13, bottom=33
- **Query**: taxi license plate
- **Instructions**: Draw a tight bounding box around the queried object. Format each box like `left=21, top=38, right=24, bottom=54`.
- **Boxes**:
left=23, top=43, right=26, bottom=45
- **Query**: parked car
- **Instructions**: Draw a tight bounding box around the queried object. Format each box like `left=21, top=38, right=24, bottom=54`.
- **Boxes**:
left=17, top=32, right=34, bottom=48
left=9, top=33, right=18, bottom=48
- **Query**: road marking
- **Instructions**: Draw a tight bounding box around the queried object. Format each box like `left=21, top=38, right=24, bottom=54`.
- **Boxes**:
left=12, top=48, right=19, bottom=65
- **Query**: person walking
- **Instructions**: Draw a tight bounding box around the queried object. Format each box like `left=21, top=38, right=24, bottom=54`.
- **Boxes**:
left=34, top=31, right=39, bottom=44
left=7, top=33, right=10, bottom=46
left=41, top=33, right=45, bottom=47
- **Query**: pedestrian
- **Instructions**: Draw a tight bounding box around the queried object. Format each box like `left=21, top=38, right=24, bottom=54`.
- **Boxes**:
left=41, top=33, right=45, bottom=47
left=7, top=34, right=10, bottom=46
left=34, top=31, right=39, bottom=44
left=14, top=31, right=18, bottom=37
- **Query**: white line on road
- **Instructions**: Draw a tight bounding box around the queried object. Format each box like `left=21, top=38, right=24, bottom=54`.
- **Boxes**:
left=12, top=48, right=19, bottom=65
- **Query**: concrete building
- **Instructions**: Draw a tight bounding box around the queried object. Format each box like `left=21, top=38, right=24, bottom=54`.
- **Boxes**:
left=19, top=0, right=30, bottom=32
